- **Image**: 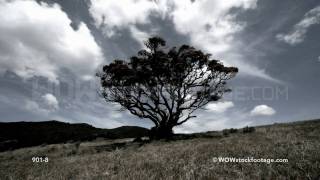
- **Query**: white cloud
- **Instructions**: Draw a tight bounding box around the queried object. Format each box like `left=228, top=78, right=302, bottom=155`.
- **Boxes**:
left=24, top=93, right=59, bottom=115
left=0, top=1, right=104, bottom=83
left=250, top=105, right=276, bottom=116
left=25, top=100, right=50, bottom=115
left=174, top=109, right=252, bottom=133
left=89, top=0, right=168, bottom=42
left=277, top=6, right=320, bottom=45
left=176, top=104, right=276, bottom=133
left=168, top=0, right=281, bottom=82
left=42, top=93, right=59, bottom=110
left=169, top=0, right=256, bottom=53
left=206, top=101, right=234, bottom=113
left=88, top=0, right=280, bottom=82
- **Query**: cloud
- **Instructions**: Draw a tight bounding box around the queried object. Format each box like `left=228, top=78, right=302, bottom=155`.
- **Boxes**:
left=24, top=100, right=50, bottom=115
left=0, top=0, right=104, bottom=83
left=42, top=93, right=59, bottom=110
left=176, top=103, right=276, bottom=133
left=175, top=108, right=252, bottom=133
left=89, top=0, right=167, bottom=38
left=250, top=105, right=276, bottom=116
left=206, top=101, right=234, bottom=113
left=169, top=0, right=257, bottom=53
left=167, top=0, right=280, bottom=82
left=88, top=0, right=280, bottom=82
left=276, top=6, right=320, bottom=45
left=23, top=93, right=59, bottom=115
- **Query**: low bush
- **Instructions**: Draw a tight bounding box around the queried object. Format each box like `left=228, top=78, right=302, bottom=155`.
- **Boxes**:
left=242, top=126, right=255, bottom=133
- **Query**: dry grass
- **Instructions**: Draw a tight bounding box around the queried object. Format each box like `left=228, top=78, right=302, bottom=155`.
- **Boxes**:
left=0, top=120, right=319, bottom=180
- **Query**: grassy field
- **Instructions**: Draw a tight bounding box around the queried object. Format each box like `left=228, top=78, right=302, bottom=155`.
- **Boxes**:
left=0, top=120, right=319, bottom=180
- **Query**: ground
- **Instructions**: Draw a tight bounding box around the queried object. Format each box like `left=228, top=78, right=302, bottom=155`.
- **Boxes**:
left=0, top=120, right=319, bottom=180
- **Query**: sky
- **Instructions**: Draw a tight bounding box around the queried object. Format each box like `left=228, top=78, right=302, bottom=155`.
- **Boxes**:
left=0, top=0, right=319, bottom=133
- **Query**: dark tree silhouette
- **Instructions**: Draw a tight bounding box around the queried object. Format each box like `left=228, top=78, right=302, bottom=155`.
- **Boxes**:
left=97, top=37, right=238, bottom=139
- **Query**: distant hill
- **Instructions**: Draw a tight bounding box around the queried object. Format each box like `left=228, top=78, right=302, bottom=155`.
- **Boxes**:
left=0, top=120, right=149, bottom=151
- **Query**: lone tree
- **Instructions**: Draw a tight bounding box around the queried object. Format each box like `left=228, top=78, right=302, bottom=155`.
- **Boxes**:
left=97, top=37, right=238, bottom=139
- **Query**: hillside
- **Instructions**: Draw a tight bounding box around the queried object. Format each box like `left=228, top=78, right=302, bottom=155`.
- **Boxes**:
left=0, top=119, right=319, bottom=179
left=0, top=120, right=149, bottom=151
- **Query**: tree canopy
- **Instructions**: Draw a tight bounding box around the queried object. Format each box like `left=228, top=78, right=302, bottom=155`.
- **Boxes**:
left=97, top=37, right=238, bottom=139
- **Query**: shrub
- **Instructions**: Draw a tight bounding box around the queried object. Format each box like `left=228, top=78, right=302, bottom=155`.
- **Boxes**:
left=222, top=128, right=238, bottom=136
left=229, top=128, right=238, bottom=133
left=133, top=137, right=143, bottom=143
left=242, top=126, right=255, bottom=133
left=222, top=129, right=230, bottom=136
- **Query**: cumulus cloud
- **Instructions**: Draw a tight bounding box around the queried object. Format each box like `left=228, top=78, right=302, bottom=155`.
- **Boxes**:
left=42, top=93, right=59, bottom=110
left=206, top=101, right=234, bottom=113
left=88, top=0, right=280, bottom=82
left=276, top=6, right=320, bottom=45
left=250, top=105, right=276, bottom=116
left=0, top=0, right=104, bottom=83
left=24, top=100, right=50, bottom=115
left=175, top=109, right=252, bottom=133
left=24, top=93, right=59, bottom=115
left=89, top=0, right=167, bottom=38
left=169, top=0, right=256, bottom=53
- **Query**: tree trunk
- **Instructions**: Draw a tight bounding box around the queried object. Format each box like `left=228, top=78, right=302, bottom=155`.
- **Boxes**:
left=149, top=124, right=174, bottom=140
